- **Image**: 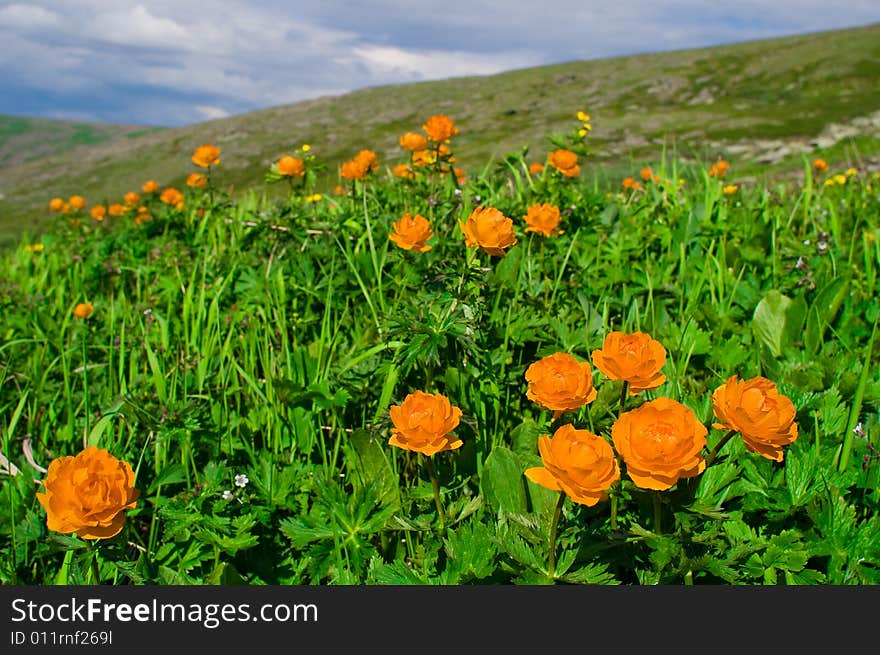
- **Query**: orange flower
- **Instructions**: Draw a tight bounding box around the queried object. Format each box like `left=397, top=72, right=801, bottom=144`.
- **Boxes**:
left=389, top=391, right=463, bottom=456
left=142, top=180, right=159, bottom=194
left=612, top=398, right=707, bottom=490
left=622, top=177, right=642, bottom=190
left=591, top=331, right=667, bottom=394
left=411, top=149, right=434, bottom=167
left=708, top=159, right=729, bottom=177
left=108, top=203, right=126, bottom=217
left=160, top=187, right=184, bottom=207
left=454, top=167, right=466, bottom=185
left=36, top=446, right=139, bottom=540
left=392, top=163, right=415, bottom=179
left=523, top=202, right=563, bottom=237
left=711, top=375, right=798, bottom=462
left=547, top=148, right=580, bottom=177
left=73, top=303, right=94, bottom=319
left=460, top=206, right=518, bottom=257
left=341, top=150, right=379, bottom=180
left=524, top=424, right=620, bottom=506
left=187, top=173, right=207, bottom=188
left=355, top=149, right=379, bottom=172
left=723, top=184, right=738, bottom=195
left=640, top=167, right=653, bottom=181
left=422, top=114, right=458, bottom=143
left=192, top=144, right=221, bottom=168
left=90, top=205, right=107, bottom=221
left=399, top=132, right=428, bottom=151
left=528, top=162, right=544, bottom=175
left=68, top=195, right=86, bottom=210
left=49, top=197, right=64, bottom=212
left=389, top=213, right=433, bottom=252
left=276, top=155, right=305, bottom=177
left=525, top=352, right=597, bottom=419
left=812, top=158, right=829, bottom=173
left=123, top=191, right=140, bottom=206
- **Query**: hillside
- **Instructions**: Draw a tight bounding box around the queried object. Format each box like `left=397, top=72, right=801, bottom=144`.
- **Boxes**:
left=1, top=21, right=879, bottom=245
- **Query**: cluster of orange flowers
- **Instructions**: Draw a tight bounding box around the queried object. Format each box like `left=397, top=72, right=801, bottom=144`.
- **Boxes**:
left=340, top=149, right=380, bottom=181
left=708, top=158, right=730, bottom=178
left=388, top=202, right=565, bottom=254
left=522, top=331, right=798, bottom=505
left=392, top=114, right=465, bottom=183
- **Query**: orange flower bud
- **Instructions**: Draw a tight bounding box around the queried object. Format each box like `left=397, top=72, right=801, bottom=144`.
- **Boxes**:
left=36, top=446, right=139, bottom=540
left=142, top=180, right=160, bottom=193
left=523, top=202, right=563, bottom=237
left=68, top=195, right=86, bottom=210
left=160, top=187, right=184, bottom=207
left=524, top=424, right=620, bottom=506
left=192, top=144, right=221, bottom=168
left=389, top=391, right=463, bottom=456
left=399, top=132, right=428, bottom=151
left=108, top=203, right=126, bottom=217
left=640, top=167, right=653, bottom=181
left=276, top=155, right=305, bottom=177
left=392, top=163, right=415, bottom=179
left=389, top=213, right=433, bottom=252
left=591, top=331, right=667, bottom=394
left=422, top=114, right=458, bottom=143
left=612, top=398, right=707, bottom=490
left=711, top=375, right=798, bottom=462
left=525, top=352, right=597, bottom=419
left=90, top=205, right=107, bottom=221
left=460, top=206, right=518, bottom=257
left=73, top=302, right=94, bottom=319
left=547, top=149, right=580, bottom=177
left=709, top=159, right=729, bottom=177
left=49, top=197, right=64, bottom=212
left=123, top=191, right=141, bottom=206
left=528, top=162, right=544, bottom=175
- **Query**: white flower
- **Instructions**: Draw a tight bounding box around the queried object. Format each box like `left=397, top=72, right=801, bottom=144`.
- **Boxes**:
left=234, top=473, right=249, bottom=488
left=222, top=490, right=234, bottom=500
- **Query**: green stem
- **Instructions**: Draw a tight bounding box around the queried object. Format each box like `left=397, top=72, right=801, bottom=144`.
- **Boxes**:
left=425, top=456, right=446, bottom=534
left=548, top=491, right=566, bottom=579
left=653, top=492, right=663, bottom=535
left=706, top=429, right=737, bottom=465
left=610, top=492, right=618, bottom=530
left=82, top=328, right=90, bottom=441
left=619, top=381, right=629, bottom=415
left=87, top=541, right=101, bottom=585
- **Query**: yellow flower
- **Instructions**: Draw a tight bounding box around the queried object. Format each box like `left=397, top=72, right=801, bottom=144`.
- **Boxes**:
left=833, top=174, right=847, bottom=185
left=26, top=243, right=44, bottom=253
left=576, top=111, right=590, bottom=122
left=723, top=185, right=738, bottom=195
left=305, top=193, right=323, bottom=202
left=301, top=144, right=311, bottom=152
left=578, top=128, right=588, bottom=137
left=845, top=167, right=858, bottom=177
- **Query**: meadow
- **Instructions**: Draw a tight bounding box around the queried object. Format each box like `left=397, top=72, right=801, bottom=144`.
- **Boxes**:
left=0, top=112, right=878, bottom=586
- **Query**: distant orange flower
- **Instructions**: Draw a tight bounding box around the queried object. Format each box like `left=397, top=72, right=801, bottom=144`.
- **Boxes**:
left=389, top=391, right=463, bottom=456
left=389, top=213, right=433, bottom=252
left=108, top=203, right=126, bottom=217
left=524, top=424, right=619, bottom=506
left=712, top=375, right=798, bottom=462
left=528, top=162, right=544, bottom=175
left=454, top=167, right=466, bottom=185
left=422, top=114, right=458, bottom=143
left=192, top=144, right=221, bottom=168
left=142, top=180, right=159, bottom=194
left=640, top=167, right=653, bottom=181
left=525, top=352, right=597, bottom=419
left=591, top=331, right=667, bottom=394
left=523, top=202, right=563, bottom=237
left=392, top=163, right=415, bottom=179
left=612, top=398, right=707, bottom=491
left=160, top=187, right=184, bottom=208
left=123, top=192, right=140, bottom=206
left=68, top=195, right=86, bottom=210
left=355, top=149, right=379, bottom=172
left=73, top=303, right=94, bottom=319
left=134, top=207, right=151, bottom=225
left=547, top=149, right=580, bottom=177
left=341, top=149, right=379, bottom=180
left=49, top=197, right=64, bottom=212
left=411, top=149, right=434, bottom=167
left=90, top=205, right=107, bottom=221
left=460, top=206, right=518, bottom=257
left=812, top=158, right=829, bottom=173
left=276, top=155, right=305, bottom=177
left=187, top=173, right=207, bottom=188
left=622, top=177, right=642, bottom=190
left=399, top=132, right=428, bottom=151
left=708, top=159, right=729, bottom=177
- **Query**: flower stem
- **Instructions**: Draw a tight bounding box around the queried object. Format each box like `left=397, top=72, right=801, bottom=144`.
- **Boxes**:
left=548, top=491, right=566, bottom=579
left=86, top=541, right=100, bottom=585
left=706, top=429, right=738, bottom=465
left=610, top=490, right=618, bottom=531
left=653, top=492, right=663, bottom=535
left=618, top=381, right=629, bottom=415
left=82, top=329, right=90, bottom=442
left=425, top=455, right=446, bottom=534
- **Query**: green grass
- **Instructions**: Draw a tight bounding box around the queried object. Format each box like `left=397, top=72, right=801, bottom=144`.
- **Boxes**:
left=0, top=120, right=878, bottom=585
left=2, top=22, right=880, bottom=248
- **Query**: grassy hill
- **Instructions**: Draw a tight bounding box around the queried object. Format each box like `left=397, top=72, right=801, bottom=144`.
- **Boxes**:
left=1, top=21, right=879, bottom=245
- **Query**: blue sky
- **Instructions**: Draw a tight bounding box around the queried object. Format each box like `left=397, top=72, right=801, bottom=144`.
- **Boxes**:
left=1, top=1, right=879, bottom=127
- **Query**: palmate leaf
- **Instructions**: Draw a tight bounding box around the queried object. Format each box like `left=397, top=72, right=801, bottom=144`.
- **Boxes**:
left=366, top=557, right=428, bottom=585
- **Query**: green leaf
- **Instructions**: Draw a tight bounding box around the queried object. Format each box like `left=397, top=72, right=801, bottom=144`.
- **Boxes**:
left=804, top=277, right=849, bottom=354
left=752, top=289, right=802, bottom=357
left=480, top=446, right=528, bottom=515
left=345, top=429, right=399, bottom=508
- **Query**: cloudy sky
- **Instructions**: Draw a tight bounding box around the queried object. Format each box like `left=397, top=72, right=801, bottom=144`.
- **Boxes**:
left=1, top=1, right=879, bottom=127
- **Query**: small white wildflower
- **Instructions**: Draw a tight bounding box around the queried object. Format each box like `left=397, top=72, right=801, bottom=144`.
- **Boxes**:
left=222, top=490, right=234, bottom=500
left=234, top=473, right=249, bottom=488
left=453, top=188, right=462, bottom=198
left=853, top=423, right=865, bottom=438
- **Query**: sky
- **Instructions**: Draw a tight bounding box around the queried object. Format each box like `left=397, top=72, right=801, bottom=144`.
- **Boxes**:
left=1, top=1, right=879, bottom=127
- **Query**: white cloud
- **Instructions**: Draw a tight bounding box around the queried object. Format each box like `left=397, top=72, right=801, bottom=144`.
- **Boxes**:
left=0, top=3, right=59, bottom=30
left=351, top=44, right=539, bottom=80
left=195, top=105, right=230, bottom=121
